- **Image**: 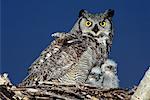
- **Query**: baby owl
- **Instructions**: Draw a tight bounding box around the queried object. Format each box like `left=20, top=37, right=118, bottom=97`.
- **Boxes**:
left=19, top=9, right=115, bottom=86
left=101, top=59, right=119, bottom=89
left=86, top=59, right=119, bottom=89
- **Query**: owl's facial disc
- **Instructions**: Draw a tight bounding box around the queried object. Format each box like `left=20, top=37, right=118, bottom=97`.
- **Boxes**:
left=81, top=19, right=111, bottom=39
left=78, top=9, right=114, bottom=41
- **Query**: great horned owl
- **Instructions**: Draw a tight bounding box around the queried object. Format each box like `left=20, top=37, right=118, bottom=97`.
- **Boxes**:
left=86, top=59, right=119, bottom=89
left=19, top=9, right=115, bottom=86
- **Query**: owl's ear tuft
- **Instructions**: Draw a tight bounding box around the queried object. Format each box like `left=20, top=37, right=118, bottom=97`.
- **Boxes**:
left=79, top=9, right=87, bottom=17
left=104, top=9, right=114, bottom=18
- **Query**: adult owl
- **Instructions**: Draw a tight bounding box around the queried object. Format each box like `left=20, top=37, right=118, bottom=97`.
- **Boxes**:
left=19, top=9, right=114, bottom=86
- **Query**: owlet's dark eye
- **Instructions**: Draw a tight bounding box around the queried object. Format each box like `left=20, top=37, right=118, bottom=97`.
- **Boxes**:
left=99, top=21, right=106, bottom=27
left=85, top=21, right=92, bottom=27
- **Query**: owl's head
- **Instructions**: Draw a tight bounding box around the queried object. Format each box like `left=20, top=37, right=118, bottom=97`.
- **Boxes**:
left=72, top=9, right=114, bottom=45
left=101, top=59, right=117, bottom=74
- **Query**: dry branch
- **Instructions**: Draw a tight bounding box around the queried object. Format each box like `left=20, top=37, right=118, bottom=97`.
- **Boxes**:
left=0, top=74, right=133, bottom=100
left=0, top=84, right=133, bottom=100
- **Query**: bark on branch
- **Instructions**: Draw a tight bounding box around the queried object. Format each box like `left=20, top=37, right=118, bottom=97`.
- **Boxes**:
left=0, top=74, right=133, bottom=100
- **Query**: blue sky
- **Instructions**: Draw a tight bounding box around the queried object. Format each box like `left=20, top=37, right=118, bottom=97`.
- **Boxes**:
left=1, top=0, right=150, bottom=88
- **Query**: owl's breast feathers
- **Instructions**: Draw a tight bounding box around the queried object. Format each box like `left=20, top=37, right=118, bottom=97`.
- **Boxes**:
left=20, top=34, right=103, bottom=86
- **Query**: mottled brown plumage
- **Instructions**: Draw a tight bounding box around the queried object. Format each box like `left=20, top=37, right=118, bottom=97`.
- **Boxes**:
left=19, top=9, right=115, bottom=87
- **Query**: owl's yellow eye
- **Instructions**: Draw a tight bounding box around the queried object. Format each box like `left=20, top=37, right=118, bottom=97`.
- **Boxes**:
left=100, top=21, right=106, bottom=27
left=85, top=21, right=92, bottom=27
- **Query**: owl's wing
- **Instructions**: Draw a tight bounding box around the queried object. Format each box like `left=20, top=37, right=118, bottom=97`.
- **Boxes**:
left=20, top=33, right=87, bottom=86
left=28, top=32, right=81, bottom=72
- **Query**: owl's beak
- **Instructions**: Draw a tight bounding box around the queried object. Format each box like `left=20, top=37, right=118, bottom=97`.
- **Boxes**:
left=92, top=24, right=99, bottom=34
